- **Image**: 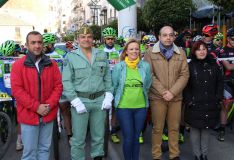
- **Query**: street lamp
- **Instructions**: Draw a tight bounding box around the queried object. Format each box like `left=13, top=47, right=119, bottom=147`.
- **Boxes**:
left=102, top=7, right=107, bottom=25
left=89, top=0, right=100, bottom=25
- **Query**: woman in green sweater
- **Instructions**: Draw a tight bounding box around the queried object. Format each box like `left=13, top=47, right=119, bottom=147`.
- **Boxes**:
left=112, top=39, right=152, bottom=160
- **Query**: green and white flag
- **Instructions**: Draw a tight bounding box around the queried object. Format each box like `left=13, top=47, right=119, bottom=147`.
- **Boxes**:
left=0, top=0, right=8, bottom=7
left=107, top=0, right=136, bottom=11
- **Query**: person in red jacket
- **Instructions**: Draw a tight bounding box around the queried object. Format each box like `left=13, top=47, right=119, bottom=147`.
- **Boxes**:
left=11, top=31, right=62, bottom=160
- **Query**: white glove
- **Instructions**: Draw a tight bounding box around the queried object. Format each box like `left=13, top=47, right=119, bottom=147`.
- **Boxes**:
left=71, top=98, right=87, bottom=114
left=101, top=92, right=114, bottom=110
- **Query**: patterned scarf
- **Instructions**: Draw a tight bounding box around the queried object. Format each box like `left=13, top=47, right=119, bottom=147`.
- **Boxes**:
left=159, top=42, right=174, bottom=60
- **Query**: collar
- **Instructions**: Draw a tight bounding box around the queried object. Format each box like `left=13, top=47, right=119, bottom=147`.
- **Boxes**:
left=48, top=47, right=55, bottom=54
left=24, top=52, right=52, bottom=67
left=152, top=41, right=181, bottom=54
left=76, top=47, right=97, bottom=65
left=159, top=42, right=173, bottom=53
left=105, top=44, right=114, bottom=50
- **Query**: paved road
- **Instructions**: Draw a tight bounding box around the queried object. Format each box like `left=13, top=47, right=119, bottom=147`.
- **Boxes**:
left=2, top=124, right=234, bottom=160
left=108, top=125, right=234, bottom=160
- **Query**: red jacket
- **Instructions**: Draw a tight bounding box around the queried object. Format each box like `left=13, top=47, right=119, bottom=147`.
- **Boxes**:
left=11, top=53, right=62, bottom=125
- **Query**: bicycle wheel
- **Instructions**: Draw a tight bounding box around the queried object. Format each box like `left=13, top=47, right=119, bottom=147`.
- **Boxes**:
left=0, top=111, right=12, bottom=159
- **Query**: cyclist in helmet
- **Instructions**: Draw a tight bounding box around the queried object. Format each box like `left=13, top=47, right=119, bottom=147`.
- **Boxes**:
left=59, top=40, right=75, bottom=142
left=0, top=40, right=15, bottom=57
left=43, top=33, right=72, bottom=141
left=175, top=29, right=193, bottom=58
left=0, top=40, right=15, bottom=96
left=202, top=24, right=218, bottom=52
left=13, top=44, right=25, bottom=57
left=192, top=35, right=203, bottom=43
left=141, top=35, right=150, bottom=56
left=99, top=27, right=122, bottom=71
left=0, top=40, right=25, bottom=151
left=213, top=32, right=223, bottom=52
left=43, top=33, right=66, bottom=58
left=142, top=35, right=149, bottom=44
left=217, top=28, right=234, bottom=141
left=13, top=44, right=21, bottom=57
left=66, top=41, right=74, bottom=52
left=116, top=36, right=125, bottom=47
left=99, top=27, right=122, bottom=144
left=12, top=43, right=25, bottom=151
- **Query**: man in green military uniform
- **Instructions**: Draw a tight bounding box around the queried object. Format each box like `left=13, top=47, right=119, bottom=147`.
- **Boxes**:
left=62, top=25, right=113, bottom=160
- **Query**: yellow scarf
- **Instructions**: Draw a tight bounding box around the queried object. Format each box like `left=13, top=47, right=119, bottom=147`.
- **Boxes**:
left=125, top=56, right=140, bottom=69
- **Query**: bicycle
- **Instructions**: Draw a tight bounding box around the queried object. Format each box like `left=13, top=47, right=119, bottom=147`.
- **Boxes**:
left=0, top=98, right=13, bottom=159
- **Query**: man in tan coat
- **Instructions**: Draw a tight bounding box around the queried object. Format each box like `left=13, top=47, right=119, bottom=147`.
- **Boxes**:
left=144, top=26, right=189, bottom=160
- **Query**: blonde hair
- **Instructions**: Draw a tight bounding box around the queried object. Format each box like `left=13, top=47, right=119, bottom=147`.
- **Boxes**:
left=120, top=39, right=141, bottom=61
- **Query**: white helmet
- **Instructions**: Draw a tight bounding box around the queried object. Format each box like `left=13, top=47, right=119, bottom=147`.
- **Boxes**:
left=192, top=35, right=203, bottom=42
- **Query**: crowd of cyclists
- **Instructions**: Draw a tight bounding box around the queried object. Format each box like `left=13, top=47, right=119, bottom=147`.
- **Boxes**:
left=0, top=23, right=234, bottom=160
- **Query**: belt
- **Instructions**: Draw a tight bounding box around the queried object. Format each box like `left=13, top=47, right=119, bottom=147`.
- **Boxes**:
left=76, top=91, right=105, bottom=100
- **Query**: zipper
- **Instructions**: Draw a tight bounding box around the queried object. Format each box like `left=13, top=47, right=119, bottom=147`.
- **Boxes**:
left=37, top=65, right=42, bottom=124
left=167, top=58, right=169, bottom=90
left=117, top=63, right=126, bottom=108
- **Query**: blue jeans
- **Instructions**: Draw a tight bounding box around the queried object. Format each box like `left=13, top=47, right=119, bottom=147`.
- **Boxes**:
left=21, top=121, right=54, bottom=160
left=116, top=108, right=147, bottom=160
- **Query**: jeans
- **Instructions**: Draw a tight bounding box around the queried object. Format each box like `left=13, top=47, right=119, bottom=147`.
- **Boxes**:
left=21, top=121, right=54, bottom=160
left=190, top=127, right=210, bottom=157
left=116, top=108, right=147, bottom=160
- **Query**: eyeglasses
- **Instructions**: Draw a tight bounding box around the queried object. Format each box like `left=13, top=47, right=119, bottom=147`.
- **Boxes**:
left=215, top=39, right=222, bottom=41
left=106, top=38, right=114, bottom=40
left=185, top=36, right=192, bottom=39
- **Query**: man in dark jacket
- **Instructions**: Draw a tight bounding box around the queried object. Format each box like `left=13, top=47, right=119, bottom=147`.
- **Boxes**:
left=11, top=31, right=63, bottom=160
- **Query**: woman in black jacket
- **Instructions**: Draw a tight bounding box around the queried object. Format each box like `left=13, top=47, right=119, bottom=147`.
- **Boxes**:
left=184, top=40, right=223, bottom=160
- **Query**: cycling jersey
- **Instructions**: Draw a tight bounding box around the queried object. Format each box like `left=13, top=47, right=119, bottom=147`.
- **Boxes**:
left=99, top=44, right=122, bottom=71
left=219, top=46, right=234, bottom=79
left=140, top=44, right=146, bottom=54
left=0, top=57, right=15, bottom=96
left=45, top=47, right=66, bottom=59
left=46, top=47, right=67, bottom=72
left=219, top=46, right=234, bottom=99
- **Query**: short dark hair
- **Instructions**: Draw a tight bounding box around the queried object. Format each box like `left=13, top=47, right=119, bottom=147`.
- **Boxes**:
left=191, top=40, right=208, bottom=55
left=26, top=31, right=42, bottom=43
